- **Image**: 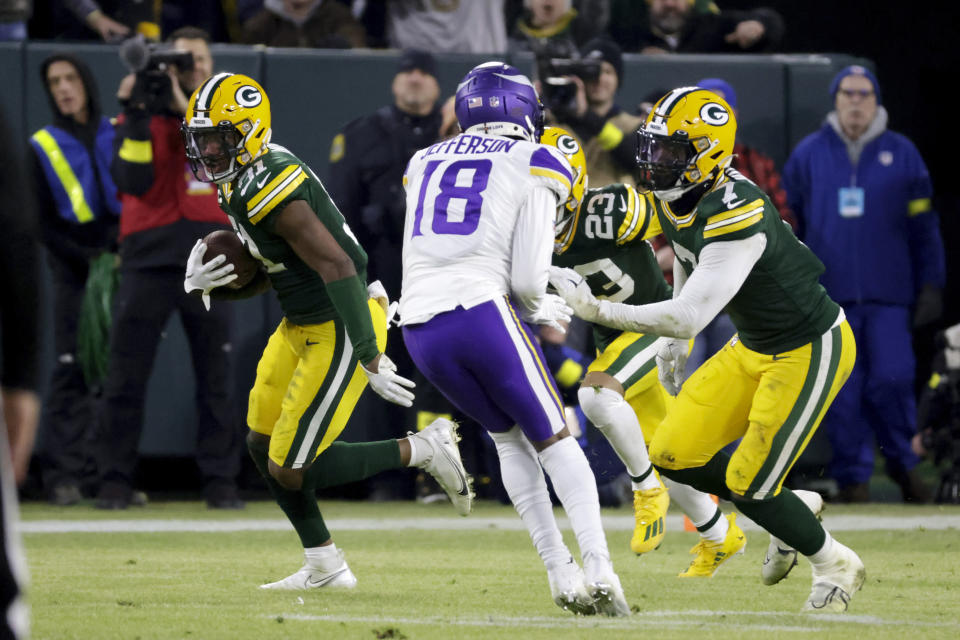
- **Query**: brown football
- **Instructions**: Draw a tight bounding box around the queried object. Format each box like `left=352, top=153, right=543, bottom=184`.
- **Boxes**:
left=202, top=230, right=259, bottom=289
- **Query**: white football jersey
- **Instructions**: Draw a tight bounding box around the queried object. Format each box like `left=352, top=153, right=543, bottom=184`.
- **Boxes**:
left=399, top=133, right=573, bottom=325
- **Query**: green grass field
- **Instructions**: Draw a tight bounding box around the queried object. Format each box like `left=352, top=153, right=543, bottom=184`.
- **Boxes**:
left=19, top=499, right=960, bottom=639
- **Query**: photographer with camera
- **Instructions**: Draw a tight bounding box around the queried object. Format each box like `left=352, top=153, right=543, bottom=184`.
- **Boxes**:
left=913, top=324, right=960, bottom=504
left=100, top=26, right=244, bottom=510
left=539, top=37, right=641, bottom=188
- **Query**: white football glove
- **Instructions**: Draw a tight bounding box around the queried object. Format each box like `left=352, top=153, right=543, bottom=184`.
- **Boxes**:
left=366, top=279, right=397, bottom=328
left=363, top=353, right=416, bottom=407
left=655, top=337, right=689, bottom=396
left=548, top=266, right=601, bottom=323
left=521, top=294, right=573, bottom=334
left=184, top=239, right=238, bottom=311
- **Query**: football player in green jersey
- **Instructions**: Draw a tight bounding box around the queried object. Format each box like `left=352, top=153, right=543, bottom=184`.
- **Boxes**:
left=180, top=73, right=473, bottom=590
left=550, top=89, right=865, bottom=612
left=544, top=126, right=745, bottom=577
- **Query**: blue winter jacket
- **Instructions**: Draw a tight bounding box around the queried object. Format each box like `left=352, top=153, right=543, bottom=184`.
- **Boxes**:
left=783, top=116, right=945, bottom=307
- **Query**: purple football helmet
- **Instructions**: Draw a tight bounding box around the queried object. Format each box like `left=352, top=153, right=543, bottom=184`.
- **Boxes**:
left=454, top=62, right=544, bottom=142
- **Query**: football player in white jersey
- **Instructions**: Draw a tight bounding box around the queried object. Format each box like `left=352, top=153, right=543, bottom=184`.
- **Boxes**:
left=398, top=62, right=629, bottom=617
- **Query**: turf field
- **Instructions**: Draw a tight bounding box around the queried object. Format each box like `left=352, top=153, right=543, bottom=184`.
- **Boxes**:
left=19, top=499, right=960, bottom=639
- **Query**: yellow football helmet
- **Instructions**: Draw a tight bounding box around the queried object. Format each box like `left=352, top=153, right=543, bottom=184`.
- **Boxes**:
left=182, top=72, right=272, bottom=184
left=540, top=126, right=588, bottom=242
left=636, top=87, right=736, bottom=200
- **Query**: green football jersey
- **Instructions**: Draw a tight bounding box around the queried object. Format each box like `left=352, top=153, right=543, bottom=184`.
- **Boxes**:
left=553, top=183, right=671, bottom=349
left=652, top=168, right=840, bottom=354
left=217, top=143, right=367, bottom=325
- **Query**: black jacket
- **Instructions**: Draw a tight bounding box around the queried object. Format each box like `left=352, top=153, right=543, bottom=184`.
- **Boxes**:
left=326, top=103, right=442, bottom=297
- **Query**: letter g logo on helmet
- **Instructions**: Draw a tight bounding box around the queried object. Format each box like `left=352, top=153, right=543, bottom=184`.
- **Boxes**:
left=556, top=134, right=581, bottom=155
left=700, top=102, right=729, bottom=126
left=235, top=86, right=262, bottom=108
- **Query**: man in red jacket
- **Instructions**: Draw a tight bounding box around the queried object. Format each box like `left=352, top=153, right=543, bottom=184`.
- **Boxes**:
left=99, top=26, right=243, bottom=509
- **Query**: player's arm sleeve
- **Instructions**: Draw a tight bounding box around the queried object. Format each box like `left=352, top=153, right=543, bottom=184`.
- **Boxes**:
left=111, top=110, right=155, bottom=196
left=593, top=234, right=766, bottom=338
left=273, top=199, right=379, bottom=364
left=671, top=255, right=687, bottom=296
left=904, top=147, right=946, bottom=290
left=511, top=186, right=558, bottom=314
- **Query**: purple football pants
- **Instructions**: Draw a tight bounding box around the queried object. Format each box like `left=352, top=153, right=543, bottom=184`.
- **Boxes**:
left=402, top=296, right=565, bottom=442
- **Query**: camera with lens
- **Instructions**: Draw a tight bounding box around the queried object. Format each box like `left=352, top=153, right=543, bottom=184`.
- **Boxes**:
left=118, top=35, right=194, bottom=113
left=533, top=42, right=602, bottom=120
left=916, top=342, right=960, bottom=503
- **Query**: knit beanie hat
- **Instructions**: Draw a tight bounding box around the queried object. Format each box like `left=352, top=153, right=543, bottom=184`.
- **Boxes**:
left=829, top=65, right=882, bottom=105
left=581, top=37, right=623, bottom=82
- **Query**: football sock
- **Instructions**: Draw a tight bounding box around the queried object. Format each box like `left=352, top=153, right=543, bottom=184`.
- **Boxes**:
left=731, top=488, right=826, bottom=556
left=247, top=437, right=329, bottom=547
left=302, top=440, right=402, bottom=490
left=488, top=426, right=570, bottom=568
left=578, top=386, right=659, bottom=491
left=538, top=435, right=610, bottom=563
left=304, top=543, right=344, bottom=571
left=406, top=434, right=426, bottom=467
left=663, top=477, right=728, bottom=543
left=807, top=532, right=836, bottom=569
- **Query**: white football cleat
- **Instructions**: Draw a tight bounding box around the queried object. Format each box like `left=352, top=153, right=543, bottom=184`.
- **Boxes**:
left=260, top=550, right=358, bottom=590
left=583, top=553, right=631, bottom=617
left=762, top=489, right=824, bottom=586
left=547, top=557, right=596, bottom=616
left=410, top=418, right=474, bottom=516
left=803, top=541, right=865, bottom=613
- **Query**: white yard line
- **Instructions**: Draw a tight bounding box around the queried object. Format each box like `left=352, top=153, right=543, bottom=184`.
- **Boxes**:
left=18, top=513, right=960, bottom=534
left=266, top=611, right=957, bottom=631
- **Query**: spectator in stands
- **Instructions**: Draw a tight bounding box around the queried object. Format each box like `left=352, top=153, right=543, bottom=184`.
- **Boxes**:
left=100, top=26, right=244, bottom=510
left=384, top=0, right=507, bottom=53
left=28, top=54, right=120, bottom=506
left=783, top=65, right=946, bottom=503
left=1, top=101, right=41, bottom=640
left=508, top=0, right=607, bottom=56
left=62, top=1, right=131, bottom=40
left=327, top=49, right=441, bottom=320
left=544, top=37, right=640, bottom=187
left=241, top=0, right=364, bottom=48
left=607, top=0, right=715, bottom=52
left=0, top=0, right=31, bottom=40
left=326, top=49, right=444, bottom=500
left=626, top=0, right=783, bottom=54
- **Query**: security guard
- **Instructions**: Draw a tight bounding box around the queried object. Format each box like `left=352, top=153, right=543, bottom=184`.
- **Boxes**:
left=29, top=53, right=119, bottom=506
left=327, top=48, right=442, bottom=302
left=326, top=49, right=443, bottom=498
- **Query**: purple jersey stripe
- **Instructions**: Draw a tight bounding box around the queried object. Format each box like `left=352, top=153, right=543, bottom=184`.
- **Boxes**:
left=529, top=147, right=572, bottom=184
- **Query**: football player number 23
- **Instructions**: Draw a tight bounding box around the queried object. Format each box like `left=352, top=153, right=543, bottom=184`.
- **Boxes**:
left=412, top=159, right=491, bottom=237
